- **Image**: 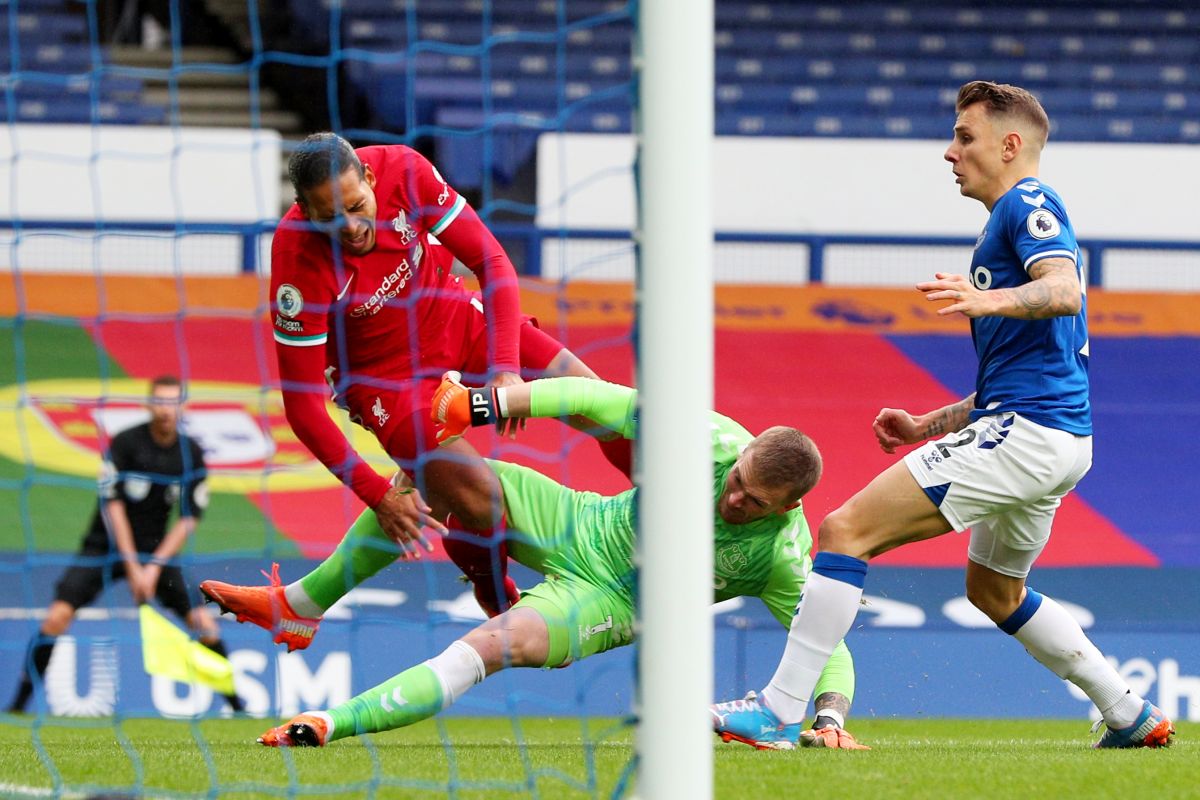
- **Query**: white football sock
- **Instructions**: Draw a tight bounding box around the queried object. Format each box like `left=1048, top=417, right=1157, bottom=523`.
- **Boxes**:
left=1009, top=593, right=1142, bottom=728
left=284, top=582, right=325, bottom=617
left=425, top=640, right=487, bottom=709
left=762, top=570, right=864, bottom=725
left=309, top=710, right=334, bottom=740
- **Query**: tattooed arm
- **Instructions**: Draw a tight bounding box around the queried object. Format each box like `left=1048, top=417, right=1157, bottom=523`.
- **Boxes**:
left=801, top=692, right=871, bottom=749
left=812, top=692, right=851, bottom=728
left=873, top=393, right=976, bottom=454
left=917, top=259, right=1082, bottom=320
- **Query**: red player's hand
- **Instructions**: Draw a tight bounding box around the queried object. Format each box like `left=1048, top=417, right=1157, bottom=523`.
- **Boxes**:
left=372, top=486, right=442, bottom=557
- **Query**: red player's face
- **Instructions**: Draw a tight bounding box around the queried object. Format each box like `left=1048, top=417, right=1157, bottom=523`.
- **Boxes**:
left=944, top=103, right=1007, bottom=207
left=301, top=165, right=380, bottom=256
left=717, top=448, right=795, bottom=525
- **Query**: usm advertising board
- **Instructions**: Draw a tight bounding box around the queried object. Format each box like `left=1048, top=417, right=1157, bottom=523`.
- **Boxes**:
left=2, top=558, right=1196, bottom=723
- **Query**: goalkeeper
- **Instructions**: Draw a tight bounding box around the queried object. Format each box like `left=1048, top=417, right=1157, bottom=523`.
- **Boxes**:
left=254, top=373, right=866, bottom=751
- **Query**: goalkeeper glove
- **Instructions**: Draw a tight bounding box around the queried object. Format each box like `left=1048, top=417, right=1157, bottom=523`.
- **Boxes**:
left=799, top=715, right=871, bottom=750
left=431, top=371, right=498, bottom=445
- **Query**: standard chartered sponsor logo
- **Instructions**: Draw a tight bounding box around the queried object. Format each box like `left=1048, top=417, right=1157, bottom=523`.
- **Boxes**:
left=352, top=244, right=424, bottom=317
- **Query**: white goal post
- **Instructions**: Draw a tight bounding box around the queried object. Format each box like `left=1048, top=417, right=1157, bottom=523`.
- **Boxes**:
left=634, top=0, right=715, bottom=797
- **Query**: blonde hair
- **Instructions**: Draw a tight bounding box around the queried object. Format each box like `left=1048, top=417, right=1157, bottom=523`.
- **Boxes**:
left=746, top=426, right=823, bottom=502
left=956, top=80, right=1050, bottom=149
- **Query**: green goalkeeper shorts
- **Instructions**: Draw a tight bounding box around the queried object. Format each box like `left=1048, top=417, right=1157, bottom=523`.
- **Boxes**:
left=488, top=458, right=637, bottom=668
left=515, top=576, right=635, bottom=668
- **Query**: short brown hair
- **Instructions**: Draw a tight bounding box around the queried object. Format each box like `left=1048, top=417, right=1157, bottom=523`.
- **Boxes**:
left=956, top=80, right=1050, bottom=149
left=150, top=375, right=181, bottom=391
left=747, top=426, right=823, bottom=502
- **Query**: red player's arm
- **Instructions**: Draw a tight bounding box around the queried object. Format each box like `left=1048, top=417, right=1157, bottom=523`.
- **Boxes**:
left=276, top=341, right=392, bottom=507
left=435, top=205, right=522, bottom=374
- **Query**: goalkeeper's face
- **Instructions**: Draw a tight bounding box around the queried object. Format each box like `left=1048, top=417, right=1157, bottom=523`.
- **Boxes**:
left=717, top=449, right=796, bottom=525
left=301, top=165, right=380, bottom=256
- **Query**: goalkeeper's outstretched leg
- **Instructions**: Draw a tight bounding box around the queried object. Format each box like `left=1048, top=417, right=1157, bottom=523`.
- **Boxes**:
left=257, top=607, right=550, bottom=746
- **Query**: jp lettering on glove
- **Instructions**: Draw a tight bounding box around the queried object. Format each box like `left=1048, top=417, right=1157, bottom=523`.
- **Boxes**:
left=431, top=371, right=498, bottom=445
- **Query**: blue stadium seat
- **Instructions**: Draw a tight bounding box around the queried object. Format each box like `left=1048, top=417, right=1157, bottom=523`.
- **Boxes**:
left=11, top=96, right=165, bottom=125
left=11, top=43, right=94, bottom=73
left=0, top=12, right=89, bottom=43
left=318, top=0, right=1200, bottom=161
left=6, top=73, right=146, bottom=104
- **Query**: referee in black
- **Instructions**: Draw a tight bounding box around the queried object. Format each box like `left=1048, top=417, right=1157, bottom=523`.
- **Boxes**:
left=8, top=375, right=243, bottom=713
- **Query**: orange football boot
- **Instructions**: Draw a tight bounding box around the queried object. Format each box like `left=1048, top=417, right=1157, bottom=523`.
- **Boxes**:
left=258, top=713, right=329, bottom=747
left=200, top=563, right=321, bottom=652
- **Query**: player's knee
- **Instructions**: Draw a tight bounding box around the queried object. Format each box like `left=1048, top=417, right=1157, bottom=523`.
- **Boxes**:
left=42, top=602, right=75, bottom=636
left=504, top=636, right=542, bottom=669
left=965, top=580, right=1020, bottom=624
left=817, top=510, right=865, bottom=558
left=433, top=470, right=502, bottom=529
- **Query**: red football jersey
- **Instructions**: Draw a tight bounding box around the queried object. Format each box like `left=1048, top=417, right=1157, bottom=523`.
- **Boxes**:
left=272, top=145, right=483, bottom=379
left=269, top=144, right=523, bottom=506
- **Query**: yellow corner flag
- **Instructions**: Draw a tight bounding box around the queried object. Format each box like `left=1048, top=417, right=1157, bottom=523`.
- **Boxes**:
left=139, top=605, right=235, bottom=695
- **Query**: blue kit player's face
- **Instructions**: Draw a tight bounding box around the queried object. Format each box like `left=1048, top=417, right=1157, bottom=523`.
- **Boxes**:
left=301, top=164, right=380, bottom=256
left=717, top=447, right=798, bottom=526
left=944, top=102, right=1011, bottom=209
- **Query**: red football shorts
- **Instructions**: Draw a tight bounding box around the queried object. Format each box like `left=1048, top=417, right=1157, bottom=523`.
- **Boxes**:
left=341, top=292, right=566, bottom=466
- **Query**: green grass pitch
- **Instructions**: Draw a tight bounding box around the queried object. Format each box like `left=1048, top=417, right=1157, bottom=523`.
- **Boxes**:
left=0, top=717, right=1191, bottom=799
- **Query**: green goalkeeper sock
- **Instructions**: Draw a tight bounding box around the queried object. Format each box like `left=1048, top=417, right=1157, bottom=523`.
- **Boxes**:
left=326, top=663, right=445, bottom=741
left=326, top=640, right=487, bottom=742
left=297, top=508, right=401, bottom=612
left=526, top=377, right=638, bottom=438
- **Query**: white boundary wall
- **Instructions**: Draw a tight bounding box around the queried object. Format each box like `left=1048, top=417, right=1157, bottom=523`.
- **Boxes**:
left=537, top=135, right=1200, bottom=288
left=0, top=124, right=281, bottom=223
left=0, top=125, right=280, bottom=275
left=536, top=134, right=1200, bottom=241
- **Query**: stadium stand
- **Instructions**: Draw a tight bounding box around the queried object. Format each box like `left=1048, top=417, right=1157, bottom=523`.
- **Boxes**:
left=285, top=0, right=1199, bottom=185
left=4, top=1, right=1199, bottom=185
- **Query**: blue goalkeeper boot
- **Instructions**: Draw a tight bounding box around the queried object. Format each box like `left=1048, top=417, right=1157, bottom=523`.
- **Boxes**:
left=710, top=691, right=800, bottom=750
left=1093, top=700, right=1175, bottom=749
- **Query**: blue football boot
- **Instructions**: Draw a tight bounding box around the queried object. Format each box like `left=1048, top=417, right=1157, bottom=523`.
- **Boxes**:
left=1093, top=700, right=1175, bottom=749
left=710, top=691, right=801, bottom=751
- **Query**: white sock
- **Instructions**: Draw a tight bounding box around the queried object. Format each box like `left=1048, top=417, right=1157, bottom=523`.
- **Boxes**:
left=1007, top=591, right=1142, bottom=728
left=425, top=640, right=487, bottom=709
left=284, top=582, right=324, bottom=618
left=1102, top=692, right=1146, bottom=730
left=309, top=710, right=334, bottom=740
left=762, top=570, right=864, bottom=725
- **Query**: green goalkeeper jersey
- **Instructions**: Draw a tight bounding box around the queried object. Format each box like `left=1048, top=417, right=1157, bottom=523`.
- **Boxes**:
left=496, top=378, right=813, bottom=627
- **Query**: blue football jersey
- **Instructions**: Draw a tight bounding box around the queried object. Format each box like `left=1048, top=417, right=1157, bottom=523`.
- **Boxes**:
left=967, top=178, right=1091, bottom=435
